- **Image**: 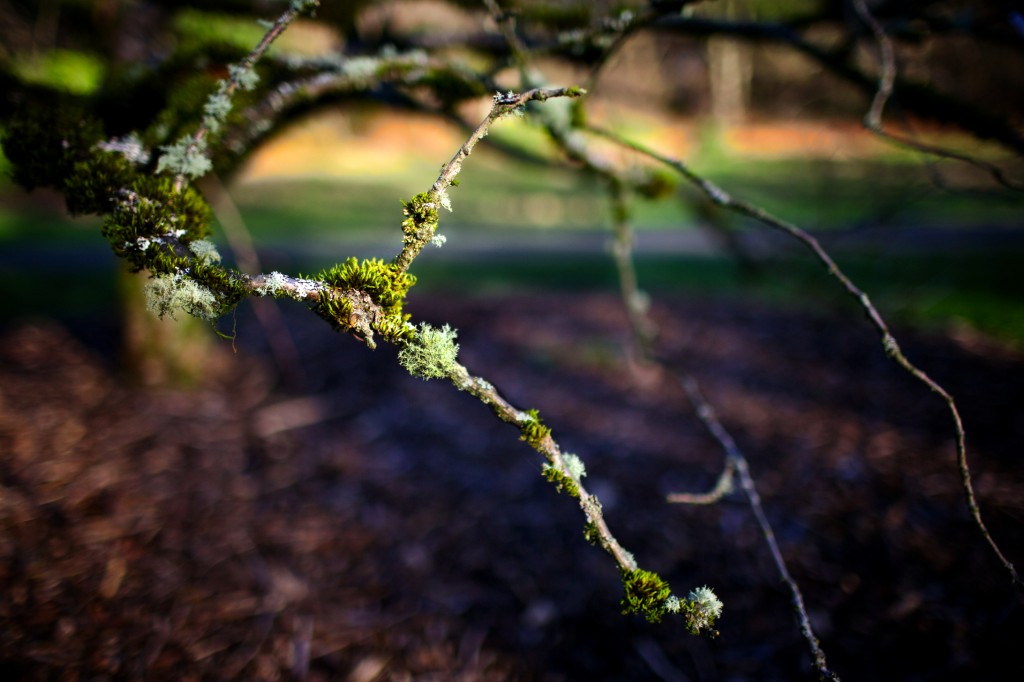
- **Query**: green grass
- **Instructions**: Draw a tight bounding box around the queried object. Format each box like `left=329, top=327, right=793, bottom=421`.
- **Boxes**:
left=228, top=133, right=1024, bottom=238
left=3, top=152, right=1022, bottom=347
left=9, top=49, right=105, bottom=95
left=707, top=159, right=1024, bottom=229
left=406, top=249, right=1024, bottom=348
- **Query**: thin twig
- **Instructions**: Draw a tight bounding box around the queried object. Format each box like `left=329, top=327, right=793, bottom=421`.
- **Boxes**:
left=447, top=362, right=639, bottom=572
left=607, top=181, right=656, bottom=362
left=392, top=86, right=585, bottom=272
left=665, top=459, right=735, bottom=506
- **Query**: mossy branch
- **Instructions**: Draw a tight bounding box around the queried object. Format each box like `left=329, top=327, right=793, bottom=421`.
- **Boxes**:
left=160, top=0, right=321, bottom=190
left=392, top=86, right=586, bottom=273
left=442, top=361, right=719, bottom=633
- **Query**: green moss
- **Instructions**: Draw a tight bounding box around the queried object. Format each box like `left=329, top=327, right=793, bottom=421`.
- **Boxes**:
left=583, top=521, right=601, bottom=545
left=64, top=151, right=136, bottom=215
left=313, top=257, right=418, bottom=344
left=318, top=257, right=416, bottom=309
left=620, top=567, right=673, bottom=624
left=401, top=192, right=439, bottom=238
left=101, top=175, right=212, bottom=271
left=541, top=462, right=580, bottom=498
left=310, top=291, right=355, bottom=333
left=519, top=409, right=552, bottom=451
left=375, top=311, right=416, bottom=344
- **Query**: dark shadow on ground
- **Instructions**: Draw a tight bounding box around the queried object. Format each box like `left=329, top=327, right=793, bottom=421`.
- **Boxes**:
left=1, top=292, right=1022, bottom=681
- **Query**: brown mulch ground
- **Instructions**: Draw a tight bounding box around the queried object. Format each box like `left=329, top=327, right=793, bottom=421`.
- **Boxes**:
left=1, top=291, right=1022, bottom=681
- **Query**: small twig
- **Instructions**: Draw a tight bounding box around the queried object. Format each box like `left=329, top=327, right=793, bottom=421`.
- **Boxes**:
left=587, top=123, right=1021, bottom=588
left=674, top=376, right=840, bottom=682
left=447, top=362, right=638, bottom=572
left=392, top=86, right=585, bottom=272
left=666, top=459, right=735, bottom=506
left=483, top=0, right=529, bottom=71
left=171, top=1, right=319, bottom=191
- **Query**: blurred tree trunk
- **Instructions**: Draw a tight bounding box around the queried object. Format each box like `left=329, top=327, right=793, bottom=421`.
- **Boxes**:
left=707, top=0, right=752, bottom=124
left=118, top=266, right=228, bottom=387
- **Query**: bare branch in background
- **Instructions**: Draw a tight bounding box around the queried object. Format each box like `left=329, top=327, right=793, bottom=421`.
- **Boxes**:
left=674, top=375, right=840, bottom=682
left=851, top=0, right=1023, bottom=191
left=586, top=123, right=1021, bottom=589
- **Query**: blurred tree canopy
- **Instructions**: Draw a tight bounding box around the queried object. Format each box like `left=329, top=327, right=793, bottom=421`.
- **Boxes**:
left=1, top=2, right=1022, bottom=679
left=3, top=0, right=1024, bottom=166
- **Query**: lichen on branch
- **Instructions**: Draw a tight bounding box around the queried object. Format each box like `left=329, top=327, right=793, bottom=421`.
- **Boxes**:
left=399, top=323, right=460, bottom=380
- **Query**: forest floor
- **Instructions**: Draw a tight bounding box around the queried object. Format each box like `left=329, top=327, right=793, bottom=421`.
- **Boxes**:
left=1, top=291, right=1023, bottom=681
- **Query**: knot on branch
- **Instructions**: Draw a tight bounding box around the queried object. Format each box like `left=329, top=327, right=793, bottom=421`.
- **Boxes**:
left=311, top=257, right=417, bottom=348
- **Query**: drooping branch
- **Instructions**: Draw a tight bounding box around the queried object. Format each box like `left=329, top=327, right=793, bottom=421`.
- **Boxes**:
left=481, top=1, right=840, bottom=656
left=586, top=123, right=1022, bottom=589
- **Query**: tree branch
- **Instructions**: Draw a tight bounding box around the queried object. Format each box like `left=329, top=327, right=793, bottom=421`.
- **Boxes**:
left=586, top=123, right=1022, bottom=589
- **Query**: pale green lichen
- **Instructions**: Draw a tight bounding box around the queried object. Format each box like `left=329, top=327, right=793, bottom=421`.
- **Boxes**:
left=189, top=239, right=221, bottom=264
left=228, top=64, right=260, bottom=92
left=202, top=91, right=233, bottom=133
left=339, top=56, right=380, bottom=84
left=562, top=453, right=587, bottom=483
left=254, top=271, right=289, bottom=296
left=156, top=136, right=211, bottom=179
left=685, top=585, right=723, bottom=634
left=398, top=323, right=460, bottom=380
left=145, top=272, right=219, bottom=321
left=437, top=186, right=453, bottom=212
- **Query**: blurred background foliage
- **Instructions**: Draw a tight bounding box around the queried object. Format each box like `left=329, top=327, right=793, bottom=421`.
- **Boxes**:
left=1, top=0, right=1023, bottom=344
